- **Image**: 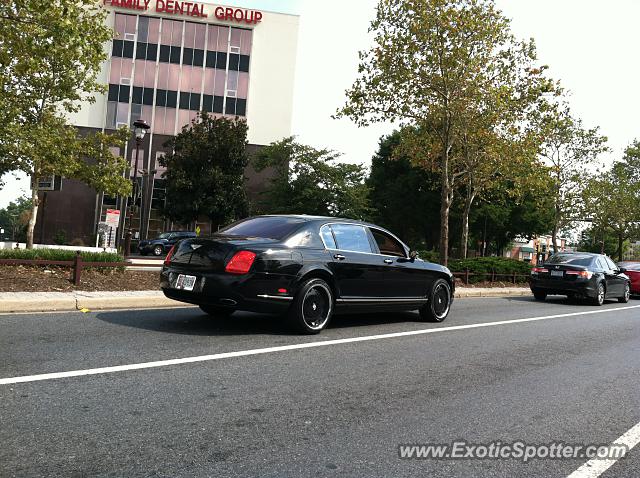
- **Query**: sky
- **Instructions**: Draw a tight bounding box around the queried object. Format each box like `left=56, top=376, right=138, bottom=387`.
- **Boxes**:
left=2, top=0, right=639, bottom=207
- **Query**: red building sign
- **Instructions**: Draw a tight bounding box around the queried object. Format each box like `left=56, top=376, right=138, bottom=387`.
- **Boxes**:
left=103, top=0, right=263, bottom=23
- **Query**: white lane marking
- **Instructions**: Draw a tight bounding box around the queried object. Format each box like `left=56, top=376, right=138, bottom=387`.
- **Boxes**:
left=567, top=421, right=640, bottom=478
left=1, top=305, right=639, bottom=385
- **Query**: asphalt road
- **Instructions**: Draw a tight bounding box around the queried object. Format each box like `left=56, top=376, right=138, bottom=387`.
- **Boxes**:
left=1, top=296, right=639, bottom=477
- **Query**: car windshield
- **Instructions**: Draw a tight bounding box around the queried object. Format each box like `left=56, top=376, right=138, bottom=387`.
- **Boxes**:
left=546, top=254, right=593, bottom=267
left=218, top=217, right=306, bottom=240
left=158, top=233, right=171, bottom=239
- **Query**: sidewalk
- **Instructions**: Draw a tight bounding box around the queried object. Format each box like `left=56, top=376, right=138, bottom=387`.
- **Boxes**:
left=0, top=288, right=531, bottom=314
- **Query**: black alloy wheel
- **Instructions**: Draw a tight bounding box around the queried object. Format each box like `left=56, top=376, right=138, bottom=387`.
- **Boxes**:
left=288, top=278, right=333, bottom=334
left=419, top=279, right=452, bottom=322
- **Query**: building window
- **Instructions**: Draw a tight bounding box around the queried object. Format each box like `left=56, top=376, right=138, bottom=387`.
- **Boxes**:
left=108, top=84, right=130, bottom=103
left=228, top=53, right=250, bottom=73
left=179, top=92, right=201, bottom=111
left=135, top=42, right=158, bottom=61
left=155, top=89, right=177, bottom=108
left=132, top=86, right=154, bottom=106
left=202, top=95, right=224, bottom=114
left=225, top=97, right=246, bottom=116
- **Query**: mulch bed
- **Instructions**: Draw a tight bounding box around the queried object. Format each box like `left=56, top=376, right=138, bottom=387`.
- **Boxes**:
left=0, top=265, right=159, bottom=292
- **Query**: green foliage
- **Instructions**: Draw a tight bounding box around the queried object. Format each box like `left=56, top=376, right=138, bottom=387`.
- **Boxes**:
left=0, top=195, right=32, bottom=241
left=536, top=102, right=609, bottom=252
left=160, top=113, right=249, bottom=226
left=447, top=257, right=532, bottom=283
left=254, top=137, right=371, bottom=220
left=337, top=0, right=553, bottom=265
left=0, top=249, right=123, bottom=263
left=0, top=1, right=132, bottom=247
left=368, top=131, right=441, bottom=247
left=52, top=230, right=67, bottom=246
left=582, top=152, right=640, bottom=260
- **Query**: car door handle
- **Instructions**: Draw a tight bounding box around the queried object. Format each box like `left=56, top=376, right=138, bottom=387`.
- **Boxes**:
left=334, top=254, right=345, bottom=261
left=383, top=259, right=393, bottom=264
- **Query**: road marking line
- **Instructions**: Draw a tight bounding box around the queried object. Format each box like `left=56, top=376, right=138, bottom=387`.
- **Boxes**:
left=1, top=305, right=639, bottom=385
left=567, top=421, right=640, bottom=478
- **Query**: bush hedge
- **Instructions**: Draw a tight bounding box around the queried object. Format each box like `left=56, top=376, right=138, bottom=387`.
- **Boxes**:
left=418, top=254, right=532, bottom=283
left=0, top=249, right=123, bottom=263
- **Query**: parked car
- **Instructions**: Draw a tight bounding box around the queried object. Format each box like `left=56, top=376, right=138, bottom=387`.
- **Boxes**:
left=139, top=231, right=197, bottom=256
left=530, top=252, right=631, bottom=305
left=160, top=215, right=455, bottom=334
left=617, top=261, right=640, bottom=295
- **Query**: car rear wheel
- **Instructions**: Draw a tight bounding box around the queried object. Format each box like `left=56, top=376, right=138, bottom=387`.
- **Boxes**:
left=288, top=278, right=333, bottom=334
left=532, top=290, right=547, bottom=301
left=419, top=279, right=451, bottom=322
left=153, top=245, right=164, bottom=256
left=619, top=282, right=630, bottom=303
left=199, top=305, right=234, bottom=317
left=592, top=282, right=606, bottom=306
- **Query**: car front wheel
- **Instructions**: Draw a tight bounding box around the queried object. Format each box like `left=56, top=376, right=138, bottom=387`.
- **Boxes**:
left=419, top=278, right=452, bottom=322
left=619, top=282, right=630, bottom=303
left=153, top=245, right=164, bottom=256
left=288, top=278, right=334, bottom=334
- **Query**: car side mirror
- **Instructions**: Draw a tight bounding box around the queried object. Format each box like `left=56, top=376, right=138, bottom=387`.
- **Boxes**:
left=409, top=250, right=418, bottom=260
left=618, top=267, right=627, bottom=274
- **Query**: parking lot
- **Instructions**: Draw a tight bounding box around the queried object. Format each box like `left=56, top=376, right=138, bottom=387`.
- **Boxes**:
left=1, top=296, right=638, bottom=477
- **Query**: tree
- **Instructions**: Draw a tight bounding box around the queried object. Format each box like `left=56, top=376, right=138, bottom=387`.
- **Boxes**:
left=0, top=0, right=131, bottom=248
left=160, top=113, right=249, bottom=228
left=367, top=131, right=441, bottom=248
left=536, top=103, right=609, bottom=253
left=582, top=162, right=640, bottom=261
left=337, top=0, right=550, bottom=265
left=0, top=195, right=32, bottom=242
left=254, top=137, right=371, bottom=219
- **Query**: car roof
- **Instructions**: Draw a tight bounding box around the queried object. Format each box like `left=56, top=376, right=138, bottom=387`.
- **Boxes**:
left=257, top=214, right=377, bottom=227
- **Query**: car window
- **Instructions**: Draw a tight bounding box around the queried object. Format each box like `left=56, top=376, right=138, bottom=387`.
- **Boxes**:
left=595, top=258, right=607, bottom=270
left=331, top=224, right=373, bottom=253
left=604, top=256, right=617, bottom=270
left=158, top=232, right=171, bottom=239
left=219, top=217, right=306, bottom=240
left=320, top=225, right=337, bottom=249
left=546, top=254, right=594, bottom=267
left=369, top=228, right=405, bottom=257
left=620, top=263, right=640, bottom=271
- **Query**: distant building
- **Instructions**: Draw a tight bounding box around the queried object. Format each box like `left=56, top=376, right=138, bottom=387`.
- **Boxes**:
left=505, top=235, right=568, bottom=265
left=34, top=2, right=299, bottom=246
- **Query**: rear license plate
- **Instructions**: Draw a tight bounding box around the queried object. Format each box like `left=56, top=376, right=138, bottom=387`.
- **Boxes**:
left=551, top=270, right=564, bottom=278
left=175, top=274, right=197, bottom=291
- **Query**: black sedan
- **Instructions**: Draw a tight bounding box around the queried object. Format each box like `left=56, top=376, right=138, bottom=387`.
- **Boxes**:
left=530, top=252, right=631, bottom=305
left=139, top=231, right=197, bottom=256
left=160, top=215, right=455, bottom=334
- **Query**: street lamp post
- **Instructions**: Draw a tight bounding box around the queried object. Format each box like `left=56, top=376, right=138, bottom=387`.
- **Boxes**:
left=123, top=118, right=150, bottom=256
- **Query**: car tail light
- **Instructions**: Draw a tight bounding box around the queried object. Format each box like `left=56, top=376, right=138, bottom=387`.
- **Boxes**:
left=566, top=270, right=593, bottom=279
left=531, top=267, right=548, bottom=274
left=164, top=245, right=176, bottom=266
left=225, top=251, right=257, bottom=275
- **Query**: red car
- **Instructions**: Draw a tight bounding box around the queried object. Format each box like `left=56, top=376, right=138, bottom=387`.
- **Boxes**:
left=618, top=262, right=640, bottom=295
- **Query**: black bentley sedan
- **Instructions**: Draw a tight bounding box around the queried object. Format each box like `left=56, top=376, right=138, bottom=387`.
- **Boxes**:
left=160, top=215, right=455, bottom=334
left=530, top=252, right=631, bottom=305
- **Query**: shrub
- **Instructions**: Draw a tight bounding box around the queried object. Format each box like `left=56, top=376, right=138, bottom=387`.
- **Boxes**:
left=416, top=250, right=440, bottom=263
left=53, top=229, right=67, bottom=245
left=0, top=249, right=123, bottom=263
left=70, top=238, right=85, bottom=247
left=447, top=257, right=532, bottom=283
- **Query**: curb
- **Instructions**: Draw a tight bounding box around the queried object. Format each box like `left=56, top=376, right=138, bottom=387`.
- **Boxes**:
left=455, top=289, right=530, bottom=298
left=0, top=289, right=532, bottom=314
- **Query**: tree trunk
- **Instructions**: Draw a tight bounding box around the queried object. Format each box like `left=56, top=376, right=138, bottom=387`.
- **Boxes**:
left=618, top=232, right=623, bottom=262
left=460, top=187, right=475, bottom=259
left=551, top=225, right=558, bottom=255
left=26, top=180, right=40, bottom=249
